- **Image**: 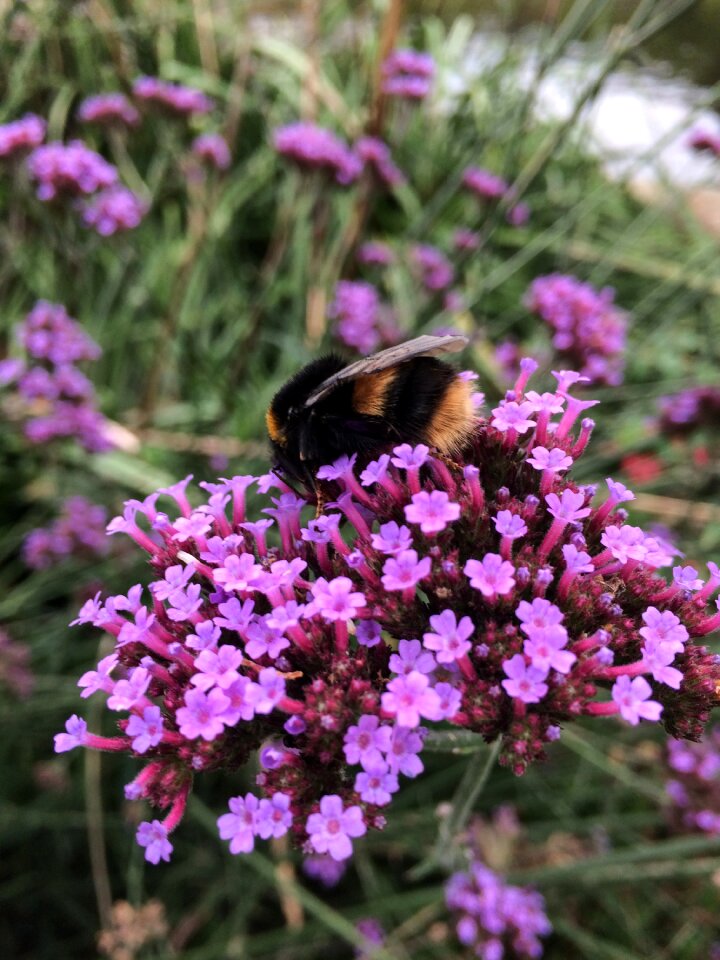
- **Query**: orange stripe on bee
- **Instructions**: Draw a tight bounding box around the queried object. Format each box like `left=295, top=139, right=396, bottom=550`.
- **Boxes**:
left=265, top=407, right=286, bottom=445
left=352, top=368, right=398, bottom=417
left=425, top=377, right=475, bottom=455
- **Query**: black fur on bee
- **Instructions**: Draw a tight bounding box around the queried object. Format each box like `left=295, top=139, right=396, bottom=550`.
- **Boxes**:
left=266, top=335, right=474, bottom=492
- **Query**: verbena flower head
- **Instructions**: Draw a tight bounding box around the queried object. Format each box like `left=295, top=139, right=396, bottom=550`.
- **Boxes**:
left=82, top=186, right=148, bottom=236
left=23, top=496, right=108, bottom=569
left=0, top=628, right=34, bottom=699
left=0, top=113, right=46, bottom=158
left=462, top=167, right=508, bottom=200
left=56, top=361, right=720, bottom=864
left=665, top=727, right=720, bottom=836
left=5, top=300, right=111, bottom=452
left=77, top=93, right=140, bottom=127
left=132, top=76, right=214, bottom=115
left=273, top=122, right=361, bottom=185
left=524, top=274, right=627, bottom=385
left=657, top=386, right=720, bottom=435
left=329, top=280, right=382, bottom=354
left=26, top=140, right=118, bottom=201
left=446, top=857, right=551, bottom=959
left=382, top=49, right=435, bottom=99
left=357, top=241, right=394, bottom=267
left=191, top=133, right=231, bottom=171
left=411, top=244, right=454, bottom=292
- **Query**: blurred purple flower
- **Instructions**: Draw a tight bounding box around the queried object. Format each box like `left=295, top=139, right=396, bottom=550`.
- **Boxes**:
left=0, top=113, right=46, bottom=158
left=77, top=93, right=140, bottom=127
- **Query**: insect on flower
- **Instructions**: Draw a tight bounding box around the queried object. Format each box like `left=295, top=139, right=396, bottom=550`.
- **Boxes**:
left=265, top=335, right=475, bottom=492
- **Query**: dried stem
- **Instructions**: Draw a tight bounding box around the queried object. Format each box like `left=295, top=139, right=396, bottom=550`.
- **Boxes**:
left=369, top=0, right=405, bottom=135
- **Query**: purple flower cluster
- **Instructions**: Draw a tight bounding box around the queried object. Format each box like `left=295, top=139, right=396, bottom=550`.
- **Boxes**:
left=81, top=186, right=148, bottom=236
left=665, top=728, right=720, bottom=835
left=26, top=141, right=118, bottom=201
left=54, top=361, right=720, bottom=866
left=273, top=123, right=361, bottom=186
left=329, top=280, right=383, bottom=354
left=357, top=241, right=394, bottom=267
left=524, top=275, right=627, bottom=385
left=462, top=167, right=530, bottom=227
left=191, top=133, right=231, bottom=171
left=355, top=137, right=405, bottom=188
left=3, top=300, right=111, bottom=452
left=23, top=496, right=108, bottom=570
left=657, top=387, right=720, bottom=435
left=132, top=77, right=214, bottom=116
left=355, top=918, right=386, bottom=958
left=446, top=858, right=551, bottom=959
left=411, top=244, right=454, bottom=292
left=0, top=628, right=34, bottom=700
left=77, top=94, right=140, bottom=128
left=463, top=168, right=508, bottom=200
left=0, top=113, right=46, bottom=158
left=382, top=49, right=435, bottom=99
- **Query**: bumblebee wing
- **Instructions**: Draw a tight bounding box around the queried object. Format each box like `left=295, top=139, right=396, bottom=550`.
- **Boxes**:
left=304, top=335, right=468, bottom=407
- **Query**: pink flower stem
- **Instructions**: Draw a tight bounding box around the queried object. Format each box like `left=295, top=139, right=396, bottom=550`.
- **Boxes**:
left=697, top=577, right=720, bottom=604
left=288, top=626, right=315, bottom=655
left=585, top=700, right=619, bottom=717
left=556, top=570, right=576, bottom=601
left=691, top=610, right=720, bottom=636
left=539, top=518, right=568, bottom=559
left=651, top=584, right=680, bottom=604
left=232, top=490, right=247, bottom=526
left=539, top=471, right=555, bottom=497
left=593, top=660, right=647, bottom=680
left=407, top=467, right=421, bottom=496
left=458, top=654, right=477, bottom=680
left=315, top=541, right=331, bottom=573
left=534, top=411, right=550, bottom=446
left=252, top=529, right=268, bottom=557
left=464, top=473, right=484, bottom=514
left=571, top=420, right=594, bottom=457
left=339, top=499, right=371, bottom=541
left=343, top=471, right=373, bottom=507
left=503, top=428, right=518, bottom=450
left=84, top=733, right=130, bottom=752
left=128, top=526, right=161, bottom=555
left=279, top=696, right=305, bottom=714
left=330, top=528, right=351, bottom=557
left=429, top=459, right=457, bottom=497
left=334, top=620, right=348, bottom=654
left=163, top=781, right=191, bottom=833
left=379, top=475, right=403, bottom=501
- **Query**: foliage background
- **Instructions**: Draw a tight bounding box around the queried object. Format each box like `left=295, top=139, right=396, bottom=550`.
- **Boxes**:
left=2, top=1, right=720, bottom=957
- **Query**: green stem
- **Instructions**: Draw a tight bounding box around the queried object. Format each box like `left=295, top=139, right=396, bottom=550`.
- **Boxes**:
left=408, top=738, right=501, bottom=881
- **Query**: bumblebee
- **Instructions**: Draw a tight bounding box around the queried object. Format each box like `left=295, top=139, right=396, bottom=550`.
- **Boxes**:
left=266, top=334, right=475, bottom=490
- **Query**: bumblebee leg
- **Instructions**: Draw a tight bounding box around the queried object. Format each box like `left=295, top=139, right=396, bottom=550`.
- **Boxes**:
left=314, top=486, right=326, bottom=518
left=433, top=450, right=463, bottom=472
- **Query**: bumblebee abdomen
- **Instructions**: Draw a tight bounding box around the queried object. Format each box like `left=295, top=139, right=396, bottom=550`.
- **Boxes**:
left=352, top=368, right=400, bottom=417
left=424, top=375, right=476, bottom=455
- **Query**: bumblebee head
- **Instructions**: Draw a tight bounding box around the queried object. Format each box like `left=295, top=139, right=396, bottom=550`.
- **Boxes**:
left=266, top=353, right=347, bottom=459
